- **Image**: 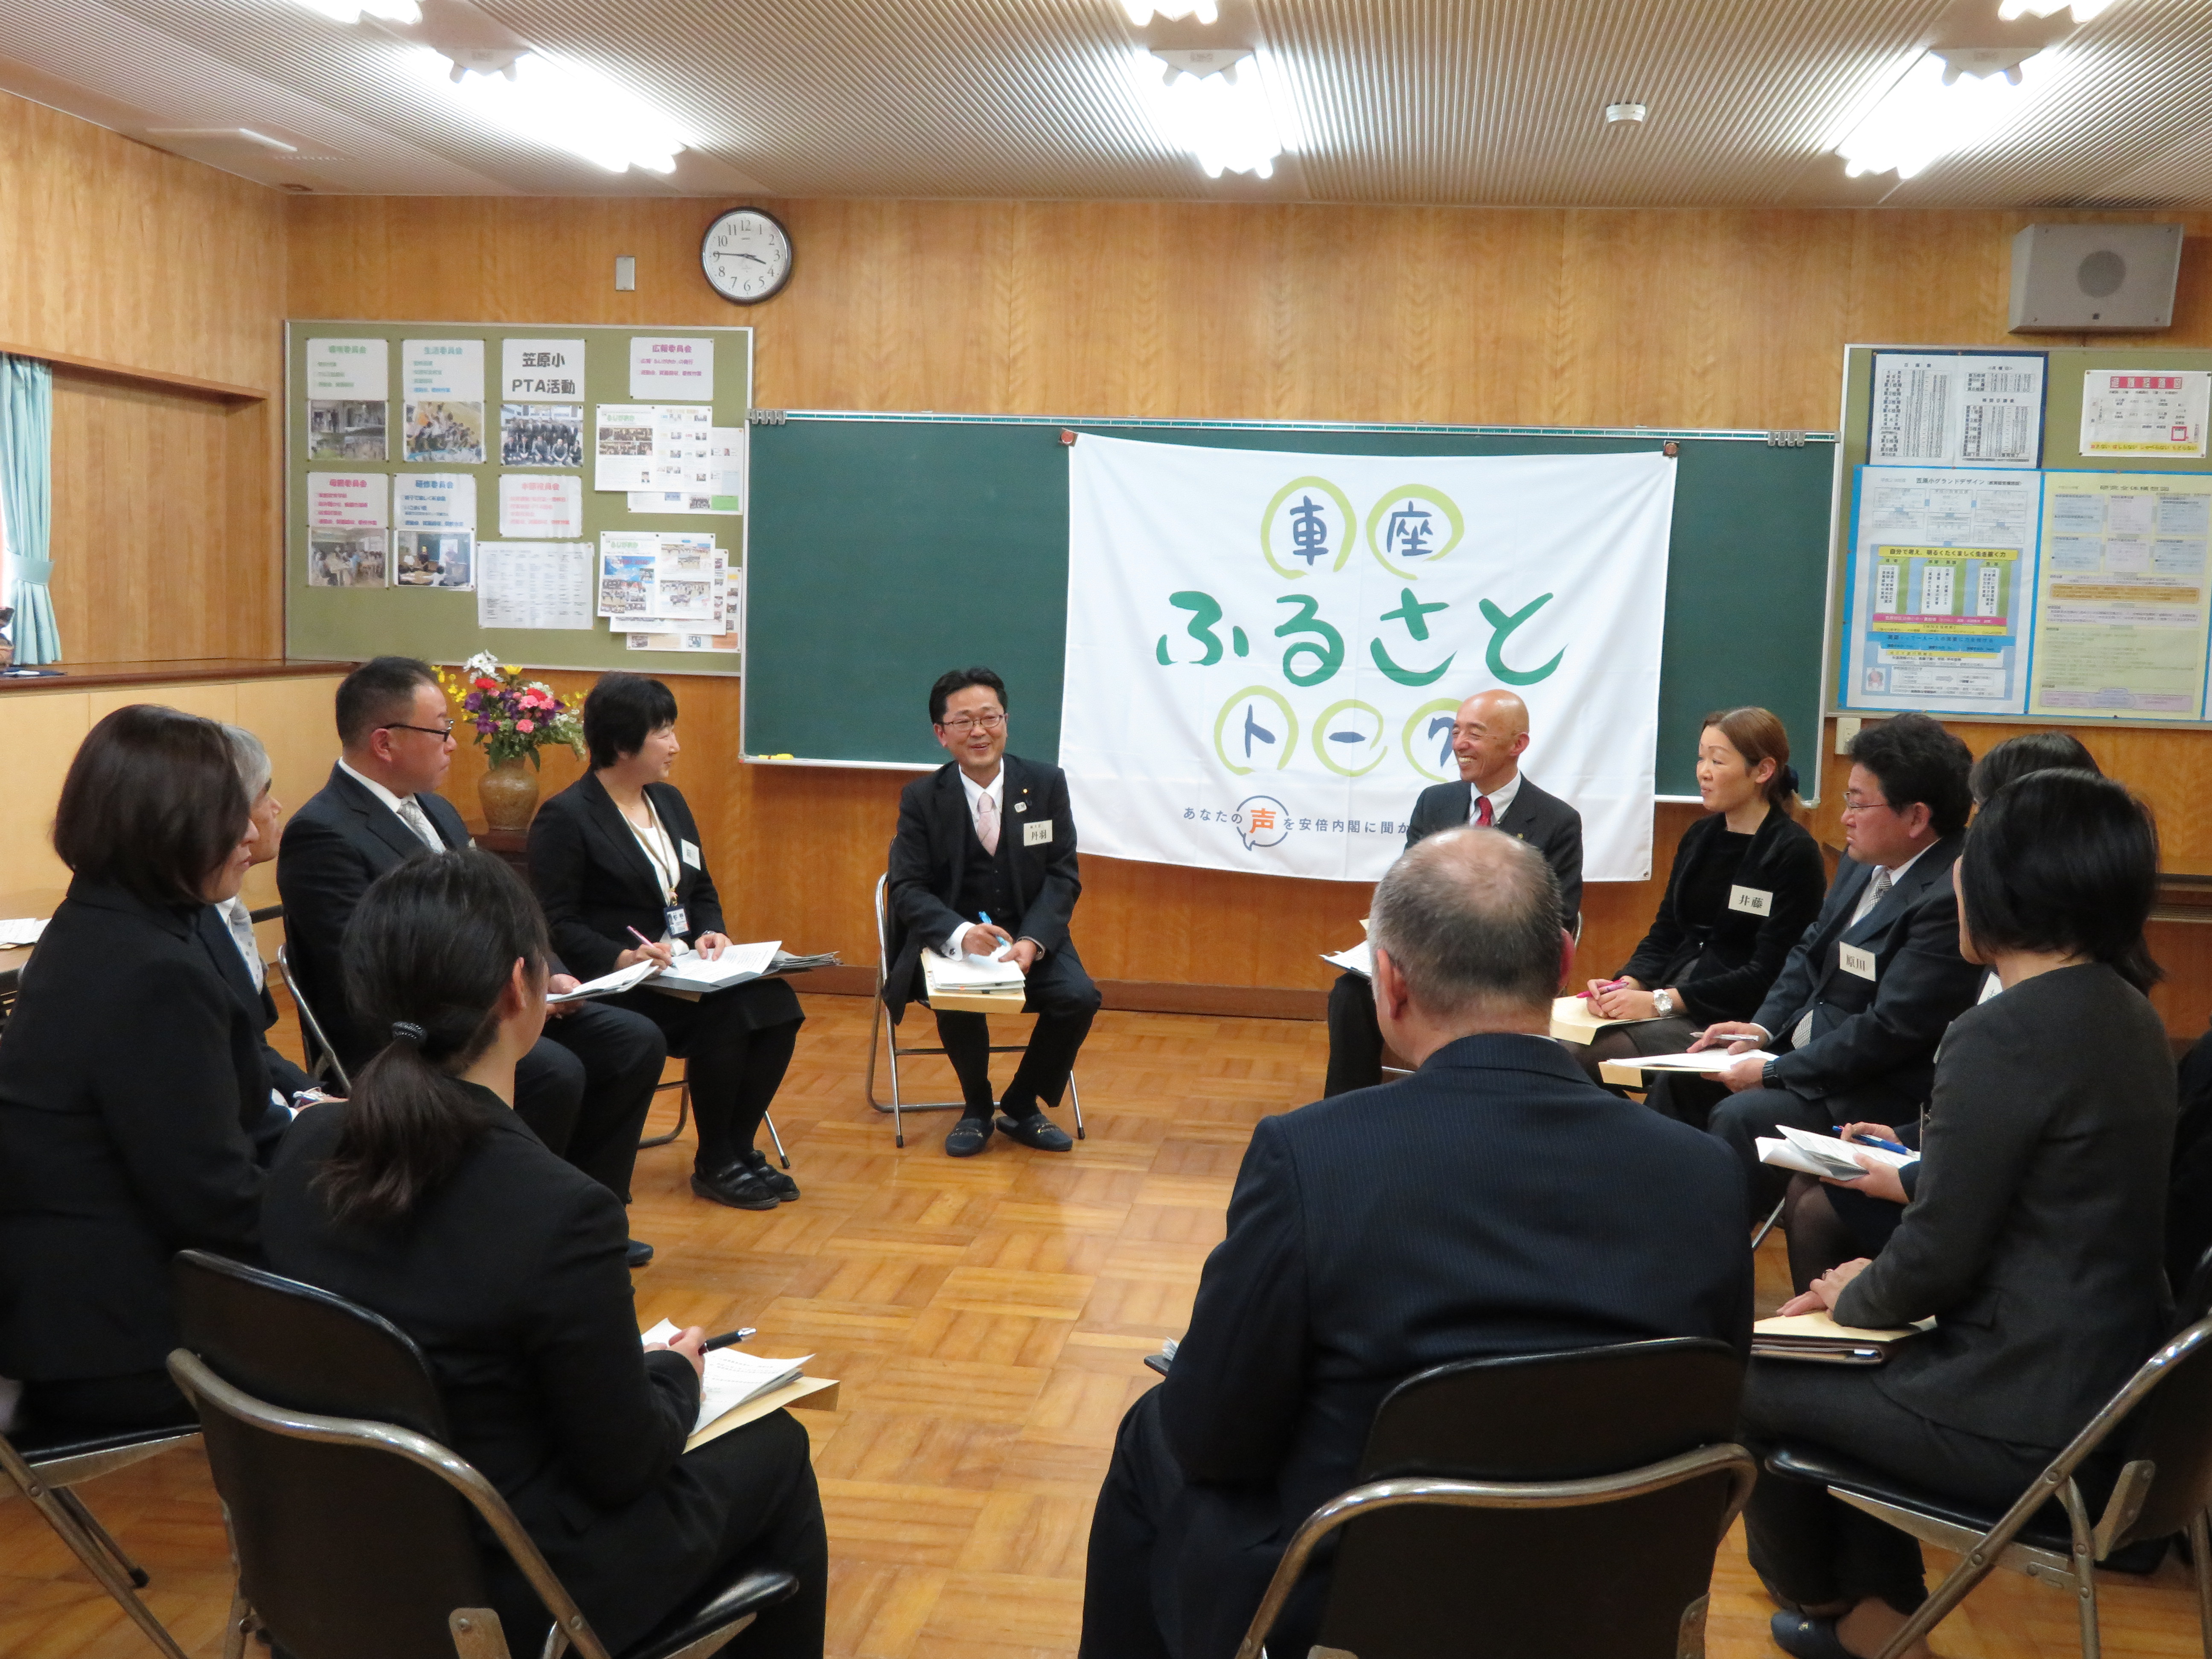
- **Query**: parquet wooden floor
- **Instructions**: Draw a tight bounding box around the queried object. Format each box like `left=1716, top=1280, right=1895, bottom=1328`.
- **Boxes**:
left=3, top=992, right=2206, bottom=1659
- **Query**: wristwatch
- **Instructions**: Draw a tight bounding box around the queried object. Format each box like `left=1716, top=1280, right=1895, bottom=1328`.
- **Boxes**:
left=1651, top=989, right=1675, bottom=1018
left=1761, top=1059, right=1782, bottom=1088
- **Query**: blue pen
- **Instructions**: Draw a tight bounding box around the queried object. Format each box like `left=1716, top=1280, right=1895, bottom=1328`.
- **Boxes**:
left=1836, top=1126, right=1911, bottom=1156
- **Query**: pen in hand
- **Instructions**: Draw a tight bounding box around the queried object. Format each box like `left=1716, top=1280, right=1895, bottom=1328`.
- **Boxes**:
left=703, top=1327, right=755, bottom=1350
left=1835, top=1126, right=1911, bottom=1156
left=625, top=925, right=675, bottom=969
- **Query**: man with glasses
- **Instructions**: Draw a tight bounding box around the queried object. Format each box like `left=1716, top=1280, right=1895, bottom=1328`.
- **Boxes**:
left=279, top=656, right=667, bottom=1265
left=883, top=666, right=1100, bottom=1156
left=1690, top=713, right=1983, bottom=1213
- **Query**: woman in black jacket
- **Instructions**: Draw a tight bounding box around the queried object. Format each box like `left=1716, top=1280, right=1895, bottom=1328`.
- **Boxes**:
left=528, top=674, right=804, bottom=1211
left=263, top=851, right=826, bottom=1657
left=0, top=705, right=265, bottom=1429
left=1569, top=707, right=1826, bottom=1105
left=1743, top=769, right=2173, bottom=1659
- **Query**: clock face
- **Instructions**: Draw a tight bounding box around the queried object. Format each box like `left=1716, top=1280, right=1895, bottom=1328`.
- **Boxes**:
left=701, top=208, right=793, bottom=305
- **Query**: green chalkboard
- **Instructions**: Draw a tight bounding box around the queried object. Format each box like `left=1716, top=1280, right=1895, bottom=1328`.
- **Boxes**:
left=745, top=414, right=1838, bottom=799
left=284, top=320, right=751, bottom=674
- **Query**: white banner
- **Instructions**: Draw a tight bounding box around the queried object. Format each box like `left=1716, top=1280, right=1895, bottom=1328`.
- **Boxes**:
left=1061, top=436, right=1676, bottom=883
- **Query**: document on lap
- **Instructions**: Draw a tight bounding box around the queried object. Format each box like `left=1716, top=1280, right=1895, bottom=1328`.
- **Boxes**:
left=1751, top=1308, right=1932, bottom=1366
left=1321, top=940, right=1371, bottom=978
left=640, top=1319, right=814, bottom=1434
left=1548, top=995, right=1667, bottom=1043
left=0, top=917, right=47, bottom=947
left=546, top=960, right=663, bottom=1003
left=1756, top=1125, right=1916, bottom=1181
left=1621, top=1048, right=1781, bottom=1073
left=645, top=941, right=841, bottom=999
left=923, top=946, right=1027, bottom=993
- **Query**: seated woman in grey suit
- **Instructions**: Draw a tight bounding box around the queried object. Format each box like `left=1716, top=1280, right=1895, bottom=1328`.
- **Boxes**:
left=1740, top=768, right=2173, bottom=1659
left=262, top=851, right=826, bottom=1656
left=528, top=673, right=804, bottom=1211
left=0, top=706, right=265, bottom=1430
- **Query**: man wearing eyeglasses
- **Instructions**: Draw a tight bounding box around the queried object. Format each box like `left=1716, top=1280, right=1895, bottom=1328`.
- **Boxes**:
left=883, top=666, right=1100, bottom=1157
left=1688, top=713, right=1984, bottom=1214
left=279, top=656, right=667, bottom=1265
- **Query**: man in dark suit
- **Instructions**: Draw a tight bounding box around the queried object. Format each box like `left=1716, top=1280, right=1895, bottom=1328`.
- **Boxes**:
left=1694, top=713, right=1983, bottom=1214
left=884, top=666, right=1100, bottom=1157
left=277, top=657, right=666, bottom=1261
left=1080, top=827, right=1751, bottom=1659
left=1323, top=687, right=1583, bottom=1095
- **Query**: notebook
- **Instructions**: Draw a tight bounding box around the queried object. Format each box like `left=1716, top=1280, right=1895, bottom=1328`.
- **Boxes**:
left=546, top=960, right=662, bottom=1004
left=1751, top=1309, right=1931, bottom=1365
left=645, top=942, right=843, bottom=1000
left=1756, top=1125, right=1915, bottom=1182
left=1548, top=995, right=1668, bottom=1043
left=922, top=944, right=1027, bottom=993
left=640, top=1320, right=815, bottom=1434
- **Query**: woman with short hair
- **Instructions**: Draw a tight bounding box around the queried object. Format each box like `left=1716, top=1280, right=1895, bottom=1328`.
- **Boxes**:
left=528, top=673, right=804, bottom=1210
left=1741, top=768, right=2174, bottom=1659
left=262, top=851, right=826, bottom=1656
left=0, top=705, right=265, bottom=1429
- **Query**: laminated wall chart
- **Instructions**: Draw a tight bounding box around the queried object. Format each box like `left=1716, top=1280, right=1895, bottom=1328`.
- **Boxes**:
left=1837, top=346, right=2212, bottom=725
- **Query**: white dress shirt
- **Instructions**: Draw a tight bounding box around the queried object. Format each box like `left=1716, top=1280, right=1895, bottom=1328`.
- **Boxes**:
left=339, top=759, right=445, bottom=853
left=1467, top=770, right=1522, bottom=827
left=217, top=894, right=265, bottom=991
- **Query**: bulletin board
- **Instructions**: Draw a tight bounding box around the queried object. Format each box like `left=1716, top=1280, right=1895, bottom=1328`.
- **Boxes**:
left=283, top=320, right=751, bottom=674
left=1832, top=343, right=2212, bottom=726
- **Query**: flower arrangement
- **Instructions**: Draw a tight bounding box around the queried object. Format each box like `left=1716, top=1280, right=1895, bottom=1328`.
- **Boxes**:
left=436, top=652, right=586, bottom=770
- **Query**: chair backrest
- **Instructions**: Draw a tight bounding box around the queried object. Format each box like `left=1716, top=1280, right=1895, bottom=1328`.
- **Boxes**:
left=873, top=873, right=893, bottom=977
left=2106, top=1252, right=2212, bottom=1545
left=170, top=1251, right=512, bottom=1659
left=276, top=943, right=351, bottom=1093
left=1310, top=1337, right=1746, bottom=1659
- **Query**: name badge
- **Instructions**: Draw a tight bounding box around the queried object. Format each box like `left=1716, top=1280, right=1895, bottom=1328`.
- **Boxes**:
left=1728, top=884, right=1773, bottom=917
left=664, top=905, right=689, bottom=938
left=680, top=838, right=701, bottom=869
left=1023, top=820, right=1053, bottom=847
left=1839, top=943, right=1877, bottom=981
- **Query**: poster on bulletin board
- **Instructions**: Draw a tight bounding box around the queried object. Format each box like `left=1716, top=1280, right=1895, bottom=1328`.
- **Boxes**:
left=283, top=319, right=753, bottom=676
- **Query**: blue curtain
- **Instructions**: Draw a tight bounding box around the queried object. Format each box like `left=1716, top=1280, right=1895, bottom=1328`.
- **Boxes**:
left=0, top=354, right=55, bottom=664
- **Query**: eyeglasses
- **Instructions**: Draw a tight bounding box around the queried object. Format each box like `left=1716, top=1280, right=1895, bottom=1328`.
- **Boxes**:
left=938, top=712, right=1006, bottom=734
left=1839, top=792, right=1892, bottom=817
left=382, top=721, right=456, bottom=741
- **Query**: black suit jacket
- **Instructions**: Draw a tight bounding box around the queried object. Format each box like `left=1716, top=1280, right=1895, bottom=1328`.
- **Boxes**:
left=1618, top=807, right=1829, bottom=1023
left=264, top=1091, right=726, bottom=1652
left=277, top=764, right=474, bottom=1069
left=0, top=880, right=264, bottom=1382
left=883, top=755, right=1082, bottom=1016
left=1159, top=1034, right=1751, bottom=1651
left=529, top=773, right=725, bottom=983
left=1752, top=833, right=1983, bottom=1117
left=194, top=905, right=317, bottom=1109
left=1838, top=965, right=2174, bottom=1450
left=1404, top=774, right=1583, bottom=931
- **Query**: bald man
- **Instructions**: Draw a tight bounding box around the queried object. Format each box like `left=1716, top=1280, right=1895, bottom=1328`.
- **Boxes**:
left=1323, top=689, right=1583, bottom=1096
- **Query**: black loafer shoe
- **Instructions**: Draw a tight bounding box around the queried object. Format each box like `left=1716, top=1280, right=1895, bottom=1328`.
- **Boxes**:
left=744, top=1149, right=800, bottom=1202
left=625, top=1238, right=655, bottom=1269
left=1769, top=1612, right=1855, bottom=1659
left=945, top=1117, right=994, bottom=1157
left=996, top=1112, right=1074, bottom=1152
left=690, top=1163, right=781, bottom=1210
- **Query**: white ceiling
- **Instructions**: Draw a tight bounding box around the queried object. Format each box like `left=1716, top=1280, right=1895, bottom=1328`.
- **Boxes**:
left=0, top=0, right=2207, bottom=207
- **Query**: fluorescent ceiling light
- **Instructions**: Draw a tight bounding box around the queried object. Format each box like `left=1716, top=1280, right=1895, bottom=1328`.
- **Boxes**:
left=292, top=0, right=421, bottom=22
left=1129, top=49, right=1284, bottom=179
left=1834, top=49, right=2040, bottom=180
left=1998, top=0, right=2116, bottom=19
left=1123, top=1, right=1218, bottom=22
left=407, top=47, right=688, bottom=174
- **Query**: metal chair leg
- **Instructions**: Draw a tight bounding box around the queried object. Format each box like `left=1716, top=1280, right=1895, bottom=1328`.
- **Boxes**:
left=2060, top=1476, right=2102, bottom=1659
left=763, top=1110, right=789, bottom=1169
left=1067, top=1074, right=1085, bottom=1140
left=221, top=1590, right=254, bottom=1659
left=20, top=1479, right=189, bottom=1659
left=2190, top=1509, right=2212, bottom=1659
left=55, top=1485, right=151, bottom=1586
left=1750, top=1196, right=1785, bottom=1250
left=885, top=999, right=906, bottom=1149
left=638, top=1077, right=690, bottom=1150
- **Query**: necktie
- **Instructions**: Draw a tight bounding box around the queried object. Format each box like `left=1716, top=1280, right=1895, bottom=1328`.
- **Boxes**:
left=1475, top=795, right=1494, bottom=827
left=398, top=795, right=442, bottom=852
left=976, top=790, right=1001, bottom=856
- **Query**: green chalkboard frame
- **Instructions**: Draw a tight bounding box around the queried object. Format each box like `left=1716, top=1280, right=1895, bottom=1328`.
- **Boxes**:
left=745, top=413, right=1838, bottom=800
left=283, top=319, right=751, bottom=674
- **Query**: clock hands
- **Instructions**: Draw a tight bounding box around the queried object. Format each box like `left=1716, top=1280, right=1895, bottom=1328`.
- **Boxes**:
left=716, top=250, right=769, bottom=265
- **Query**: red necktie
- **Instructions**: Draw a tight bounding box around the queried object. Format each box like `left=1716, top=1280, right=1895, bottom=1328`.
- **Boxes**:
left=1475, top=795, right=1494, bottom=827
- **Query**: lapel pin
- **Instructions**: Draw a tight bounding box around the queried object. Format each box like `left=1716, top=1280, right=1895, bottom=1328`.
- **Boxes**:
left=1014, top=802, right=1028, bottom=812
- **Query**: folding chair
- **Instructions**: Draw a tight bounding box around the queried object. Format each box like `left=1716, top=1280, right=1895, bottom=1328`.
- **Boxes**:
left=1235, top=1336, right=1754, bottom=1659
left=638, top=1061, right=787, bottom=1169
left=169, top=1249, right=796, bottom=1659
left=276, top=943, right=352, bottom=1095
left=1766, top=1257, right=2212, bottom=1659
left=1, top=1415, right=199, bottom=1659
left=864, top=873, right=1083, bottom=1149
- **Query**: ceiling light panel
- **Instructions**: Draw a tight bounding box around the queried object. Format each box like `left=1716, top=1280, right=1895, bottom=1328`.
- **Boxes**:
left=406, top=45, right=689, bottom=173
left=1123, top=1, right=1217, bottom=23
left=1130, top=48, right=1288, bottom=178
left=1835, top=49, right=2043, bottom=180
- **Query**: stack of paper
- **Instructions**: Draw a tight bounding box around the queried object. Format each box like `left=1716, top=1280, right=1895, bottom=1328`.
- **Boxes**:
left=547, top=959, right=662, bottom=1004
left=1548, top=995, right=1671, bottom=1043
left=1757, top=1125, right=1915, bottom=1181
left=0, top=918, right=47, bottom=949
left=1751, top=1308, right=1930, bottom=1365
left=922, top=946, right=1026, bottom=993
left=1616, top=1048, right=1780, bottom=1074
left=1321, top=940, right=1372, bottom=978
left=640, top=1320, right=814, bottom=1433
left=646, top=942, right=842, bottom=1000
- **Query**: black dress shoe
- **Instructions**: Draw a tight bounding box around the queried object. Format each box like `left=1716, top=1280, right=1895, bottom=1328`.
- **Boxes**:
left=1770, top=1612, right=1856, bottom=1659
left=690, top=1162, right=781, bottom=1210
left=744, top=1148, right=800, bottom=1202
left=945, top=1117, right=993, bottom=1157
left=996, top=1112, right=1074, bottom=1152
left=625, top=1238, right=655, bottom=1269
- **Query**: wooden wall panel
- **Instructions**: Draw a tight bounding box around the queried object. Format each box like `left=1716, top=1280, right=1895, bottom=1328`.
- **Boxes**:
left=278, top=195, right=2212, bottom=1022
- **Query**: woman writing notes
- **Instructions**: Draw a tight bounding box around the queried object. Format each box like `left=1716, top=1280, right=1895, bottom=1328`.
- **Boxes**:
left=1569, top=707, right=1826, bottom=1114
left=1741, top=768, right=2173, bottom=1659
left=263, top=852, right=826, bottom=1656
left=529, top=674, right=804, bottom=1211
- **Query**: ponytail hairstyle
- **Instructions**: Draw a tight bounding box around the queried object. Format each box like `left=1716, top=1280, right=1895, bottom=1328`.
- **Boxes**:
left=313, top=849, right=551, bottom=1225
left=1700, top=706, right=1799, bottom=810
